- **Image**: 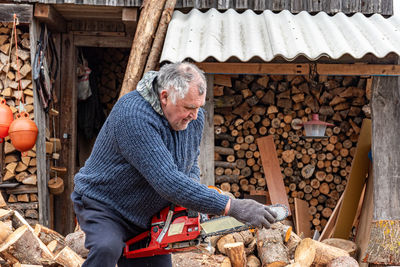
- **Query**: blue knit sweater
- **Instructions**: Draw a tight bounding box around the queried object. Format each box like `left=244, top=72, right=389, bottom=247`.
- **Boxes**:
left=73, top=74, right=229, bottom=229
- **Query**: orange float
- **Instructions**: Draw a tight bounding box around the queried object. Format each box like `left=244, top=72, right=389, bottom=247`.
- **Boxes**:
left=9, top=112, right=38, bottom=152
left=0, top=98, right=14, bottom=141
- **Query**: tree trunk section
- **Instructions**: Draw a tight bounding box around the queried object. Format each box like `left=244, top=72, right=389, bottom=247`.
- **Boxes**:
left=256, top=228, right=289, bottom=266
left=54, top=246, right=85, bottom=267
left=144, top=0, right=177, bottom=72
left=224, top=242, right=246, bottom=267
left=119, top=0, right=167, bottom=98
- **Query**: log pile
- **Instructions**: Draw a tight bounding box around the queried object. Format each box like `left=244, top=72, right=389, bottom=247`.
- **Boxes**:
left=0, top=22, right=42, bottom=224
left=213, top=74, right=370, bottom=233
left=0, top=208, right=84, bottom=267
left=208, top=222, right=355, bottom=267
left=95, top=48, right=129, bottom=116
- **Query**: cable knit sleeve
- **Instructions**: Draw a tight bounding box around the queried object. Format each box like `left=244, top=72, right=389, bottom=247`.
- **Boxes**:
left=113, top=99, right=228, bottom=215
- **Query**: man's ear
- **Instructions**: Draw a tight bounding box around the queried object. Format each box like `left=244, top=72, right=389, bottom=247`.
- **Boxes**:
left=160, top=90, right=168, bottom=105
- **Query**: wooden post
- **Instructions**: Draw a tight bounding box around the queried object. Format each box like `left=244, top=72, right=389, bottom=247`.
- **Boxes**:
left=54, top=32, right=76, bottom=235
left=199, top=74, right=214, bottom=186
left=30, top=19, right=50, bottom=227
left=363, top=76, right=400, bottom=265
left=119, top=0, right=167, bottom=98
left=144, top=0, right=177, bottom=72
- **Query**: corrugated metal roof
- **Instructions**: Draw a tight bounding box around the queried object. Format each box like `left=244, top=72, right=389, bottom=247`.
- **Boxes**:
left=7, top=0, right=394, bottom=15
left=160, top=8, right=400, bottom=63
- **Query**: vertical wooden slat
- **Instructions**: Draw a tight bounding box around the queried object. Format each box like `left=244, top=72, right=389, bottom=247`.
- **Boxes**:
left=372, top=76, right=400, bottom=220
left=333, top=119, right=371, bottom=239
left=294, top=198, right=312, bottom=238
left=30, top=19, right=50, bottom=227
left=54, top=32, right=76, bottom=235
left=257, top=136, right=291, bottom=214
left=199, top=74, right=214, bottom=186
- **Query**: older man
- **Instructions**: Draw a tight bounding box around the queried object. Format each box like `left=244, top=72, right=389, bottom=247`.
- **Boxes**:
left=71, top=62, right=277, bottom=267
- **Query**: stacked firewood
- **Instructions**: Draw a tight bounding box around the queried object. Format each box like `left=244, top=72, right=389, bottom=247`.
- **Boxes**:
left=0, top=208, right=85, bottom=266
left=0, top=22, right=41, bottom=224
left=214, top=74, right=370, bottom=233
left=96, top=48, right=129, bottom=116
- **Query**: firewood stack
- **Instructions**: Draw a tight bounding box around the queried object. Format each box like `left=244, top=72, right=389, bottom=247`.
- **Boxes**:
left=96, top=48, right=129, bottom=116
left=0, top=22, right=41, bottom=225
left=213, top=74, right=370, bottom=233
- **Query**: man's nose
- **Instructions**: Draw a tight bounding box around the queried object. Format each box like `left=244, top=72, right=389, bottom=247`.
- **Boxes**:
left=190, top=109, right=198, bottom=120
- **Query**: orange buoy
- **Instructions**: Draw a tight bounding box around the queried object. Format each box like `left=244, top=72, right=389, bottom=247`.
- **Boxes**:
left=9, top=112, right=38, bottom=152
left=0, top=98, right=14, bottom=140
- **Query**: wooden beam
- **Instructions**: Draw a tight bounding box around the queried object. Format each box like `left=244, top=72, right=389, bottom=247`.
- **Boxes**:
left=122, top=8, right=138, bottom=35
left=54, top=32, right=76, bottom=236
left=196, top=63, right=308, bottom=75
left=199, top=74, right=214, bottom=186
left=195, top=63, right=400, bottom=76
left=34, top=4, right=66, bottom=33
left=257, top=136, right=290, bottom=215
left=73, top=35, right=133, bottom=48
left=363, top=75, right=400, bottom=265
left=333, top=119, right=371, bottom=239
left=30, top=19, right=50, bottom=227
left=317, top=64, right=400, bottom=76
left=0, top=4, right=33, bottom=23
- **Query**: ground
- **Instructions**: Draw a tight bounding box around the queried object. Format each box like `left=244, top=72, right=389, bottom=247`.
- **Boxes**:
left=172, top=251, right=227, bottom=267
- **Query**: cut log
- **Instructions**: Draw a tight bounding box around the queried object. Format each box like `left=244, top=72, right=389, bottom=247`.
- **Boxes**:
left=256, top=228, right=289, bottom=266
left=246, top=254, right=261, bottom=267
left=326, top=256, right=359, bottom=267
left=294, top=238, right=316, bottom=267
left=312, top=239, right=349, bottom=265
left=54, top=246, right=84, bottom=267
left=217, top=234, right=236, bottom=255
left=321, top=238, right=357, bottom=257
left=34, top=224, right=66, bottom=247
left=0, top=225, right=54, bottom=265
left=224, top=242, right=246, bottom=267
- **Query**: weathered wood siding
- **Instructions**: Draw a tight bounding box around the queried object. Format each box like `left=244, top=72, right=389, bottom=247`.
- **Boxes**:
left=9, top=0, right=393, bottom=15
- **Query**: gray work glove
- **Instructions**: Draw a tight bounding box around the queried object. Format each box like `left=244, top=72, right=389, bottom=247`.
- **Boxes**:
left=227, top=199, right=277, bottom=229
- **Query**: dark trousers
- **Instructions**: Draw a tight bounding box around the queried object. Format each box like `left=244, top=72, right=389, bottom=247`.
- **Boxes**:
left=71, top=191, right=172, bottom=267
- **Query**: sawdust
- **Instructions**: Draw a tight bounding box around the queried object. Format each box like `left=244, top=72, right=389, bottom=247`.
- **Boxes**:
left=172, top=251, right=227, bottom=267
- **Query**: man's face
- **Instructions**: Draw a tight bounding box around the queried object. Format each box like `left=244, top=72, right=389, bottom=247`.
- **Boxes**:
left=160, top=84, right=206, bottom=131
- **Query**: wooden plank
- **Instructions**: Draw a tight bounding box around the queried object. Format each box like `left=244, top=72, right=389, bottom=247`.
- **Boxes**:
left=122, top=7, right=138, bottom=35
left=363, top=75, right=400, bottom=265
left=294, top=198, right=312, bottom=238
left=317, top=64, right=400, bottom=76
left=355, top=166, right=374, bottom=267
left=196, top=63, right=308, bottom=75
left=30, top=19, right=50, bottom=227
left=372, top=76, right=400, bottom=220
left=199, top=74, right=214, bottom=186
left=0, top=4, right=33, bottom=23
left=6, top=185, right=38, bottom=194
left=73, top=35, right=133, bottom=48
left=34, top=4, right=66, bottom=33
left=213, top=75, right=232, bottom=87
left=54, top=32, right=76, bottom=236
left=333, top=119, right=371, bottom=239
left=318, top=192, right=344, bottom=242
left=256, top=136, right=290, bottom=214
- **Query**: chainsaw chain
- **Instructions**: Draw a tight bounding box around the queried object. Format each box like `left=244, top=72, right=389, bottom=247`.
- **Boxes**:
left=200, top=225, right=252, bottom=238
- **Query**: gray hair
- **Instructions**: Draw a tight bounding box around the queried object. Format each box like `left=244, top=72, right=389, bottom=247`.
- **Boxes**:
left=157, top=62, right=206, bottom=104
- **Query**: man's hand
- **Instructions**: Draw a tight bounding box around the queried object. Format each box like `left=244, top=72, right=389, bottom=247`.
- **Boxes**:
left=227, top=199, right=277, bottom=229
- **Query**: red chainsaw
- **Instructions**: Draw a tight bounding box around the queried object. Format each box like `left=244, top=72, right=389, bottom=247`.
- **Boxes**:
left=124, top=203, right=289, bottom=258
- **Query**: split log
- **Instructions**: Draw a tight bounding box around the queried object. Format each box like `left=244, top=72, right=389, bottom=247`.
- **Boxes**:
left=0, top=225, right=54, bottom=265
left=224, top=242, right=246, bottom=267
left=34, top=224, right=66, bottom=247
left=54, top=246, right=84, bottom=267
left=256, top=228, right=289, bottom=266
left=217, top=234, right=236, bottom=255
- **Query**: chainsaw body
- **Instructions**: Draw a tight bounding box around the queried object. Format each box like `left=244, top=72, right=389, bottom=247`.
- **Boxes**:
left=124, top=205, right=203, bottom=258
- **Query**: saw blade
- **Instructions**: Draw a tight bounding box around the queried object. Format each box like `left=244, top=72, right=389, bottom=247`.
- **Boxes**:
left=200, top=216, right=249, bottom=237
left=199, top=204, right=289, bottom=237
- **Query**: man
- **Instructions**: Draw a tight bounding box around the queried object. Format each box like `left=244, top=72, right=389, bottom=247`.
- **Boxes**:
left=72, top=62, right=277, bottom=267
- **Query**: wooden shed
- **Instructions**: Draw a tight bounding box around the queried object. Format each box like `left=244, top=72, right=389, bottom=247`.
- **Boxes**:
left=0, top=0, right=399, bottom=265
